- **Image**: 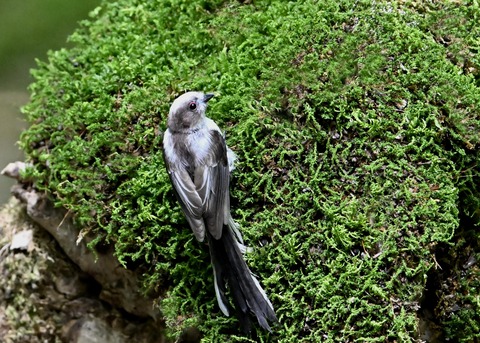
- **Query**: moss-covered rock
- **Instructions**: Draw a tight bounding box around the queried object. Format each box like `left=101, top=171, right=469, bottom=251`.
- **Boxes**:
left=19, top=0, right=480, bottom=341
left=0, top=198, right=163, bottom=343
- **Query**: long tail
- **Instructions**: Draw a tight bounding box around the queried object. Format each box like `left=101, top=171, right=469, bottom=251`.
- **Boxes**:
left=207, top=217, right=277, bottom=333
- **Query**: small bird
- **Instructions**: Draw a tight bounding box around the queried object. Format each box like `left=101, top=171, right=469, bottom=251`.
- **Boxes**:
left=162, top=91, right=277, bottom=333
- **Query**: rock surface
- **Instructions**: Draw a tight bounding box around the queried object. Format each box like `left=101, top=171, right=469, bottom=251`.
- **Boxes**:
left=3, top=162, right=159, bottom=319
left=0, top=196, right=165, bottom=342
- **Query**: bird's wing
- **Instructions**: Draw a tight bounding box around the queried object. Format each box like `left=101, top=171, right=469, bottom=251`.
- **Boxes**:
left=168, top=166, right=206, bottom=242
left=194, top=130, right=230, bottom=240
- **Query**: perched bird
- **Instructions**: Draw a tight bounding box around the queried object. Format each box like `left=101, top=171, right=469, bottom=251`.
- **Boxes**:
left=162, top=91, right=277, bottom=333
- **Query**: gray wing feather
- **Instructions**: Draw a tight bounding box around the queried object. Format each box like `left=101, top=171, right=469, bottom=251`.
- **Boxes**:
left=166, top=130, right=229, bottom=242
left=170, top=169, right=206, bottom=241
left=197, top=131, right=230, bottom=240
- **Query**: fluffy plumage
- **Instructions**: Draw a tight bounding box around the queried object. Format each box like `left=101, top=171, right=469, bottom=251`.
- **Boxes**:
left=162, top=91, right=277, bottom=332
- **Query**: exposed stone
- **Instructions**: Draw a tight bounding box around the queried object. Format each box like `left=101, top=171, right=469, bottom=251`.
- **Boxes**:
left=1, top=162, right=29, bottom=180
left=10, top=230, right=33, bottom=252
left=62, top=316, right=127, bottom=343
left=0, top=196, right=166, bottom=343
left=7, top=177, right=159, bottom=319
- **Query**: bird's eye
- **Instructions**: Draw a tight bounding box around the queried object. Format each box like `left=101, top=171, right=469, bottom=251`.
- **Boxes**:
left=189, top=102, right=197, bottom=110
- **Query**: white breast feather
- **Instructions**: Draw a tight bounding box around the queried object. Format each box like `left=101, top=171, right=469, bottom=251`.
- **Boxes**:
left=163, top=117, right=233, bottom=170
left=187, top=129, right=212, bottom=165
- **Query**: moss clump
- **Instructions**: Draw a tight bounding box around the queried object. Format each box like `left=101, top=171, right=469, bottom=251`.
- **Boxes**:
left=20, top=0, right=480, bottom=341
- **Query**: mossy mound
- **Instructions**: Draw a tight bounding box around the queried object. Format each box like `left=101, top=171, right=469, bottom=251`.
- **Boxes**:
left=20, top=0, right=480, bottom=341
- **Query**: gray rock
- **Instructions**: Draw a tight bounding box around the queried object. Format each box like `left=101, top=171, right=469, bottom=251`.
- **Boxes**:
left=62, top=316, right=127, bottom=343
left=10, top=230, right=33, bottom=251
left=5, top=161, right=159, bottom=319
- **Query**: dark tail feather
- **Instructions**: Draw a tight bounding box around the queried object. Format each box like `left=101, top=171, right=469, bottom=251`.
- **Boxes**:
left=207, top=222, right=277, bottom=333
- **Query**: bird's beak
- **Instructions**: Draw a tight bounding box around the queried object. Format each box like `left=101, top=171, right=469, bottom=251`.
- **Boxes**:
left=204, top=93, right=215, bottom=102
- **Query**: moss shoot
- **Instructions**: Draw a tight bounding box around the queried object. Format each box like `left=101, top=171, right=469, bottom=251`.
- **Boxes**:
left=20, top=0, right=480, bottom=341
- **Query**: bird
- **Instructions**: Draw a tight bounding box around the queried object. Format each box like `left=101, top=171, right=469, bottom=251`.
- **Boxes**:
left=162, top=91, right=277, bottom=333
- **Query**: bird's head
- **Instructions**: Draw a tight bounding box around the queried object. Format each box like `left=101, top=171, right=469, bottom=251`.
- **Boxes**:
left=167, top=91, right=214, bottom=132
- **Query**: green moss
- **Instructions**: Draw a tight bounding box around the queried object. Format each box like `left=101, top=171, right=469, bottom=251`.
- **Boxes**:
left=20, top=0, right=480, bottom=341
